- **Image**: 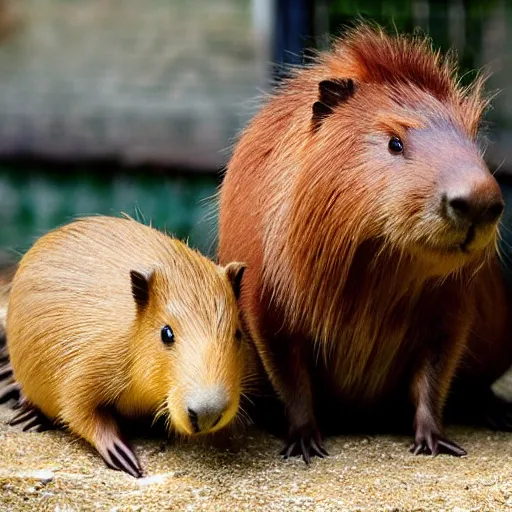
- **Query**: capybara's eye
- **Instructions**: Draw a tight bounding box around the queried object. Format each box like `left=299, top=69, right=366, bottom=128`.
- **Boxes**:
left=388, top=136, right=404, bottom=154
left=235, top=329, right=242, bottom=343
left=161, top=325, right=175, bottom=345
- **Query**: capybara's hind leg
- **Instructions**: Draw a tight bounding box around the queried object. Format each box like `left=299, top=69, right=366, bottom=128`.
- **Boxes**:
left=9, top=401, right=54, bottom=432
left=0, top=333, right=8, bottom=364
left=64, top=405, right=143, bottom=478
left=0, top=362, right=21, bottom=405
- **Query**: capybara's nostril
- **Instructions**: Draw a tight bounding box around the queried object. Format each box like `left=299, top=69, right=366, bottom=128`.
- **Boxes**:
left=487, top=201, right=505, bottom=222
left=445, top=192, right=504, bottom=226
left=448, top=197, right=470, bottom=218
left=188, top=405, right=224, bottom=433
left=187, top=407, right=200, bottom=433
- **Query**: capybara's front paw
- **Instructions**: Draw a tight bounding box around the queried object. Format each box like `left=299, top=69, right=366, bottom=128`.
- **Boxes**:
left=410, top=428, right=466, bottom=457
left=280, top=423, right=328, bottom=464
left=96, top=436, right=144, bottom=479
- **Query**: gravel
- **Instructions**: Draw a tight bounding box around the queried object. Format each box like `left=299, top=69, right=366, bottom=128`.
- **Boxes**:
left=1, top=402, right=512, bottom=511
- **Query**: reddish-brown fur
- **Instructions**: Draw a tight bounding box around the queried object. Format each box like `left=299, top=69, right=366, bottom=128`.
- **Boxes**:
left=218, top=23, right=511, bottom=461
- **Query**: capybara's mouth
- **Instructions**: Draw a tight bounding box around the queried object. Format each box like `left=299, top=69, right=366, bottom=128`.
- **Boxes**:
left=415, top=225, right=494, bottom=258
left=459, top=224, right=476, bottom=253
left=425, top=217, right=499, bottom=255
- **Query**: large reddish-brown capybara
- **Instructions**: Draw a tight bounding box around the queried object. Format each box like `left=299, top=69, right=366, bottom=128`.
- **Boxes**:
left=218, top=23, right=512, bottom=462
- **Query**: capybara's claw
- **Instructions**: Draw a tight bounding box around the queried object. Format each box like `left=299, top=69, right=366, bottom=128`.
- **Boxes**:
left=0, top=380, right=20, bottom=404
left=280, top=440, right=298, bottom=459
left=9, top=402, right=52, bottom=432
left=0, top=363, right=13, bottom=381
left=410, top=432, right=466, bottom=457
left=281, top=426, right=328, bottom=464
left=310, top=437, right=329, bottom=458
left=99, top=438, right=143, bottom=478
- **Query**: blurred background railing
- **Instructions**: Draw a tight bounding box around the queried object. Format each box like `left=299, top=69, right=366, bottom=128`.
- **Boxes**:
left=0, top=0, right=511, bottom=259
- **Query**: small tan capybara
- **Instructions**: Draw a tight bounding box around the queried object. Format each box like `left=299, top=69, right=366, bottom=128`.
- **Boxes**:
left=5, top=215, right=248, bottom=477
left=218, top=23, right=511, bottom=462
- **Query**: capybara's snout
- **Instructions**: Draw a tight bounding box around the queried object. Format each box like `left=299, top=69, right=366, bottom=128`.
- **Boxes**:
left=441, top=169, right=504, bottom=229
left=186, top=387, right=229, bottom=434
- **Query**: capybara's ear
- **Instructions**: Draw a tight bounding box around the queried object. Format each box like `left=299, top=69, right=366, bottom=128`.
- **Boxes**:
left=312, top=78, right=356, bottom=130
left=224, top=262, right=247, bottom=300
left=130, top=269, right=154, bottom=311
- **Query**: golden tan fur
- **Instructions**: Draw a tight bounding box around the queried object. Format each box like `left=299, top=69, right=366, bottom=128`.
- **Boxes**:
left=218, top=23, right=507, bottom=458
left=7, top=215, right=249, bottom=474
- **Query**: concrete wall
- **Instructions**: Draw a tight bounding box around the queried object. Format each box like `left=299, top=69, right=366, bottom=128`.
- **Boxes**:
left=0, top=0, right=273, bottom=170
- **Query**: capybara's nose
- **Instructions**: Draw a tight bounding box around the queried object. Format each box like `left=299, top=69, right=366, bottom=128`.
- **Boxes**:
left=187, top=387, right=228, bottom=433
left=187, top=407, right=222, bottom=433
left=446, top=195, right=504, bottom=225
left=444, top=177, right=504, bottom=226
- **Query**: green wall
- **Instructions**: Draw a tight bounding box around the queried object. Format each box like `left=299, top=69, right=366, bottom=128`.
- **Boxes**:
left=0, top=166, right=220, bottom=259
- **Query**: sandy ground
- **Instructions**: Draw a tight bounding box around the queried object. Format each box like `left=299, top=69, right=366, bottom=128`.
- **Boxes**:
left=1, top=402, right=512, bottom=512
